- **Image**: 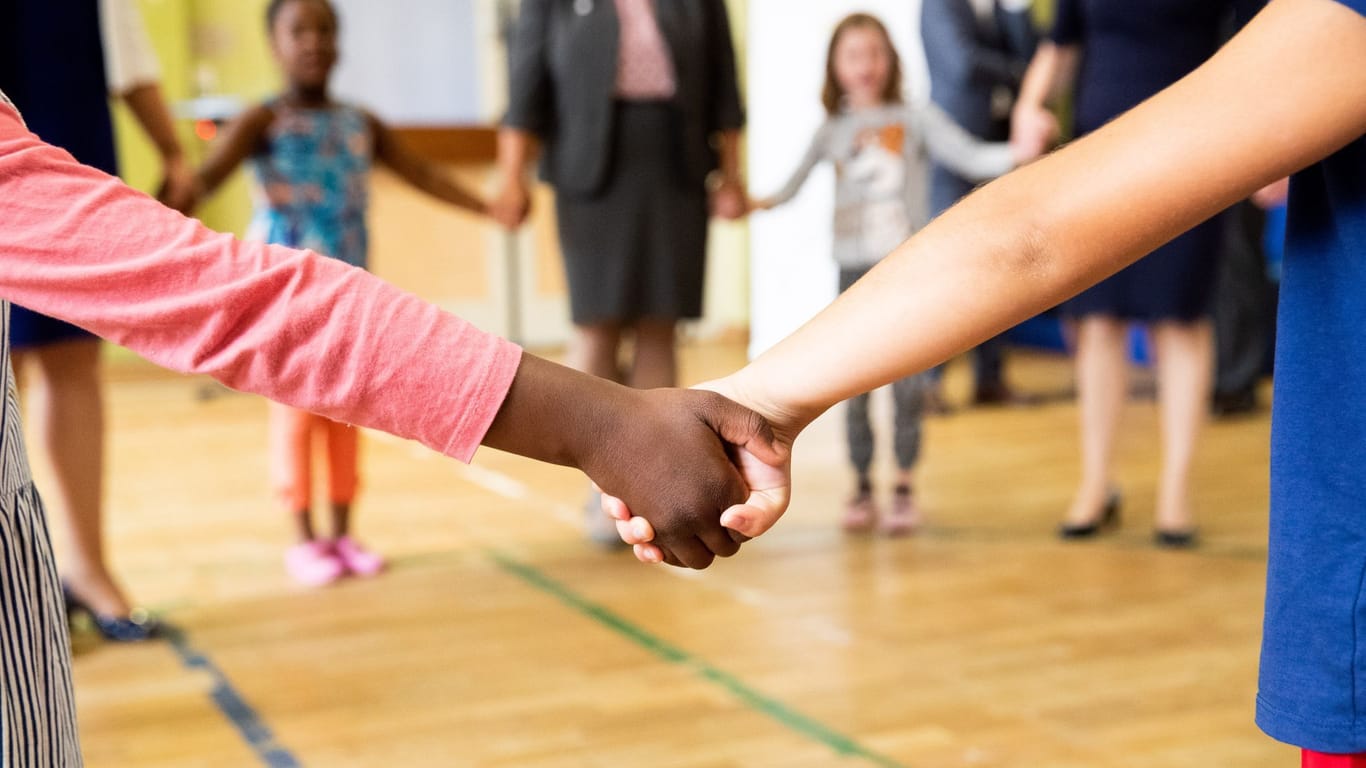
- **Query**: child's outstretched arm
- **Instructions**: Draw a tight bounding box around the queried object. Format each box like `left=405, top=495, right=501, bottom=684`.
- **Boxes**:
left=917, top=103, right=1022, bottom=182
left=174, top=103, right=276, bottom=213
left=751, top=121, right=832, bottom=211
left=0, top=98, right=779, bottom=570
left=370, top=114, right=488, bottom=216
left=614, top=0, right=1366, bottom=554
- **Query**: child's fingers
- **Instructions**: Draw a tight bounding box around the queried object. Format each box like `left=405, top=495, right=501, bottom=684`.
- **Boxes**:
left=615, top=517, right=653, bottom=545
left=600, top=492, right=632, bottom=521
left=633, top=543, right=664, bottom=564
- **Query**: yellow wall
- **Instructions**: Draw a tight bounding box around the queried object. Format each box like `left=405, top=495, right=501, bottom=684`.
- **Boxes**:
left=109, top=0, right=194, bottom=195
left=112, top=0, right=277, bottom=234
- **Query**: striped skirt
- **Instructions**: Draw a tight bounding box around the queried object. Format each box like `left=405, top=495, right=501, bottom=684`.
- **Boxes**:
left=0, top=302, right=83, bottom=765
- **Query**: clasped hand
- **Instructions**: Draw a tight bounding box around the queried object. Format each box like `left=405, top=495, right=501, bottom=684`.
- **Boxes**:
left=582, top=378, right=797, bottom=569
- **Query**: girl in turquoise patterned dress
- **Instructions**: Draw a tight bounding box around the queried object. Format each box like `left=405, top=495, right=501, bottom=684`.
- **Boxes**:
left=177, top=0, right=489, bottom=586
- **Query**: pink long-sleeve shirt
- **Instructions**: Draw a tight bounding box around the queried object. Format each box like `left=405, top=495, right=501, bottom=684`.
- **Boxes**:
left=0, top=97, right=522, bottom=463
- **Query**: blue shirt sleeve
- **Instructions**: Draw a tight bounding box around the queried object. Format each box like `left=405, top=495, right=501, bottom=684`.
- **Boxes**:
left=1336, top=0, right=1366, bottom=15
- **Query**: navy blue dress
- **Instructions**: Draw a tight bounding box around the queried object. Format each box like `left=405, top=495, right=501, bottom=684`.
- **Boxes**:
left=1051, top=0, right=1263, bottom=321
left=0, top=0, right=113, bottom=349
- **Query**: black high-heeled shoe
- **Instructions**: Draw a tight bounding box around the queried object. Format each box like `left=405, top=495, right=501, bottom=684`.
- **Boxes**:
left=63, top=585, right=161, bottom=643
left=1058, top=490, right=1122, bottom=540
left=1153, top=528, right=1199, bottom=549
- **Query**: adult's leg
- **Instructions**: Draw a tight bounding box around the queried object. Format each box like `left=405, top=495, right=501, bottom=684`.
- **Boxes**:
left=14, top=339, right=133, bottom=617
left=567, top=322, right=624, bottom=382
left=1212, top=201, right=1273, bottom=413
left=1063, top=316, right=1129, bottom=526
left=1151, top=320, right=1213, bottom=534
left=926, top=167, right=970, bottom=412
left=567, top=321, right=630, bottom=544
left=971, top=334, right=1010, bottom=403
left=627, top=318, right=678, bottom=390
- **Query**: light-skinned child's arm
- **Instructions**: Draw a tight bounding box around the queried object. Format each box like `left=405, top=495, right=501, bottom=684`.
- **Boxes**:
left=369, top=114, right=488, bottom=217
left=748, top=121, right=831, bottom=213
left=917, top=103, right=1024, bottom=181
left=175, top=103, right=276, bottom=213
left=614, top=0, right=1366, bottom=553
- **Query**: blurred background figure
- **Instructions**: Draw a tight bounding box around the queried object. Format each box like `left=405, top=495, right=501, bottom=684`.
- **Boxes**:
left=1211, top=180, right=1287, bottom=417
left=1011, top=0, right=1265, bottom=547
left=752, top=13, right=1028, bottom=536
left=492, top=0, right=747, bottom=545
left=921, top=0, right=1039, bottom=409
left=0, top=0, right=194, bottom=641
left=176, top=0, right=491, bottom=587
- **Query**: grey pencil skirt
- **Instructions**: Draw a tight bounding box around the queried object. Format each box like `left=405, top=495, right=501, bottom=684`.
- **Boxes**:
left=554, top=101, right=709, bottom=326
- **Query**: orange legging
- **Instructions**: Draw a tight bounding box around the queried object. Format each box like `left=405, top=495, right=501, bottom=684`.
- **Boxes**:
left=269, top=402, right=359, bottom=513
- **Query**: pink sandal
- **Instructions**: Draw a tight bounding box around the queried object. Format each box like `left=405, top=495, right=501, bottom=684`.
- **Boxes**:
left=880, top=489, right=923, bottom=537
left=842, top=493, right=879, bottom=532
left=332, top=536, right=386, bottom=577
left=285, top=541, right=345, bottom=587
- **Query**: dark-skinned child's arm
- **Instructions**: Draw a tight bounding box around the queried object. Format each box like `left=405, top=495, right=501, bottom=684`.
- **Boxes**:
left=174, top=103, right=276, bottom=214
left=369, top=113, right=488, bottom=217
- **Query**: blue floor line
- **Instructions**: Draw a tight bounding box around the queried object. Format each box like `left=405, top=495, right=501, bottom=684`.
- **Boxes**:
left=162, top=625, right=302, bottom=768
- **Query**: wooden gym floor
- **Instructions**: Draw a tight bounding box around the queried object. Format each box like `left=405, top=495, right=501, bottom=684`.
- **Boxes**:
left=34, top=343, right=1290, bottom=767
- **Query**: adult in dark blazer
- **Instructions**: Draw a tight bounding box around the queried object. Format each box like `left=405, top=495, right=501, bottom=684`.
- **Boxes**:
left=922, top=0, right=1038, bottom=406
left=491, top=0, right=746, bottom=542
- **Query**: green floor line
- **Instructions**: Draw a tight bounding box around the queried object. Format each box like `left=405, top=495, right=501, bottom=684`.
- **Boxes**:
left=490, top=551, right=908, bottom=768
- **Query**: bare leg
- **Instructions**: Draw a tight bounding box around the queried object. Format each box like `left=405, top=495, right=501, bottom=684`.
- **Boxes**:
left=16, top=340, right=132, bottom=618
left=567, top=322, right=628, bottom=543
left=1064, top=316, right=1130, bottom=526
left=627, top=318, right=678, bottom=390
left=329, top=503, right=350, bottom=539
left=567, top=322, right=623, bottom=381
left=1151, top=320, right=1213, bottom=533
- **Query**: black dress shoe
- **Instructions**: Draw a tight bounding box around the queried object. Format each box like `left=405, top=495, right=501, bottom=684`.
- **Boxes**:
left=1058, top=491, right=1122, bottom=539
left=1153, top=528, right=1199, bottom=549
left=1211, top=388, right=1259, bottom=418
left=63, top=585, right=161, bottom=643
left=971, top=382, right=1040, bottom=408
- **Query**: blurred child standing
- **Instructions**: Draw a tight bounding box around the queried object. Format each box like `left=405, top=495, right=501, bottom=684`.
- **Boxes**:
left=177, top=0, right=489, bottom=586
left=752, top=13, right=1038, bottom=534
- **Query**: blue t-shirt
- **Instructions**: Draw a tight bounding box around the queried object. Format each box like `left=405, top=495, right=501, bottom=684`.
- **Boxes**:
left=1255, top=0, right=1366, bottom=752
